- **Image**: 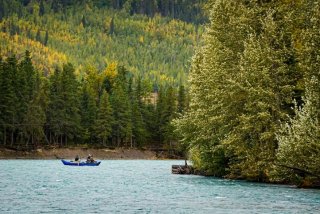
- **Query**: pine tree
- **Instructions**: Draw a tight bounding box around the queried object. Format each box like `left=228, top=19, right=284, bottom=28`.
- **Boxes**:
left=47, top=63, right=81, bottom=145
left=110, top=66, right=132, bottom=147
left=2, top=55, right=19, bottom=146
left=111, top=84, right=132, bottom=147
left=156, top=86, right=167, bottom=144
left=39, top=0, right=45, bottom=16
left=129, top=77, right=148, bottom=147
left=80, top=84, right=97, bottom=143
left=177, top=84, right=187, bottom=114
left=60, top=63, right=81, bottom=144
left=46, top=67, right=65, bottom=144
left=93, top=90, right=113, bottom=146
left=17, top=50, right=37, bottom=146
left=36, top=29, right=41, bottom=43
left=109, top=17, right=115, bottom=35
left=23, top=84, right=46, bottom=148
left=163, top=86, right=177, bottom=146
left=44, top=30, right=49, bottom=46
left=81, top=15, right=87, bottom=27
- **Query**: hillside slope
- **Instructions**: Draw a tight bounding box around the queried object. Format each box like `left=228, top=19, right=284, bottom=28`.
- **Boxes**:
left=0, top=0, right=203, bottom=84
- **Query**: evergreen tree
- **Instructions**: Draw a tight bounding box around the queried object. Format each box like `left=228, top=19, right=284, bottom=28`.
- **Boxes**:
left=47, top=63, right=81, bottom=145
left=60, top=63, right=81, bottom=144
left=156, top=86, right=167, bottom=144
left=79, top=84, right=97, bottom=143
left=39, top=0, right=45, bottom=16
left=2, top=55, right=19, bottom=146
left=93, top=90, right=113, bottom=146
left=44, top=30, right=49, bottom=46
left=111, top=84, right=132, bottom=146
left=35, top=29, right=41, bottom=43
left=177, top=84, right=187, bottom=114
left=16, top=50, right=37, bottom=145
left=129, top=77, right=148, bottom=147
left=109, top=17, right=115, bottom=35
left=163, top=86, right=177, bottom=146
left=23, top=82, right=46, bottom=148
left=46, top=67, right=65, bottom=144
left=110, top=66, right=132, bottom=146
left=81, top=15, right=87, bottom=27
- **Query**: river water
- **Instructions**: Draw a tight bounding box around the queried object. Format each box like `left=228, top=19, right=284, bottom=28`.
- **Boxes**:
left=0, top=160, right=319, bottom=213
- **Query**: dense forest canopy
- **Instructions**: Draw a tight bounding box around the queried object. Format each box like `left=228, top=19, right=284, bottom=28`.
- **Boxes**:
left=174, top=0, right=320, bottom=187
left=0, top=0, right=196, bottom=153
left=0, top=51, right=188, bottom=152
left=0, top=0, right=205, bottom=85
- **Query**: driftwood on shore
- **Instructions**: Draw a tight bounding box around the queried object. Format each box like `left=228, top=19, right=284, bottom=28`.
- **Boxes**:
left=172, top=163, right=194, bottom=174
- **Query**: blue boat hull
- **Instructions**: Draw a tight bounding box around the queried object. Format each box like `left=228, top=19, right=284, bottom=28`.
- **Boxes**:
left=61, top=159, right=101, bottom=166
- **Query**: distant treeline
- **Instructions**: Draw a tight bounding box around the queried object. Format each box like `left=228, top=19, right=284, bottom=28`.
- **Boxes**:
left=0, top=0, right=208, bottom=24
left=0, top=52, right=188, bottom=150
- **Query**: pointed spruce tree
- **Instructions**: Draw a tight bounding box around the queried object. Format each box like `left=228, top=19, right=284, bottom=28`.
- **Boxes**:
left=93, top=90, right=114, bottom=146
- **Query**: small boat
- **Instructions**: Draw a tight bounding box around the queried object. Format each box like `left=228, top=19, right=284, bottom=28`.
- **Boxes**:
left=61, top=159, right=101, bottom=166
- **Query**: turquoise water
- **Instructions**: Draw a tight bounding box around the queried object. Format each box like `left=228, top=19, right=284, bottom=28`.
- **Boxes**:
left=0, top=160, right=319, bottom=213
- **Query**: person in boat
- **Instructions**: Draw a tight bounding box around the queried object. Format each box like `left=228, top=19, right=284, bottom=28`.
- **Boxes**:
left=87, top=154, right=95, bottom=163
left=75, top=155, right=80, bottom=162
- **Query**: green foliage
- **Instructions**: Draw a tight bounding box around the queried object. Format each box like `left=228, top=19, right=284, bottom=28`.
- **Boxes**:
left=275, top=1, right=320, bottom=186
left=0, top=51, right=45, bottom=147
left=79, top=84, right=97, bottom=142
left=93, top=90, right=113, bottom=146
left=0, top=0, right=202, bottom=85
left=174, top=0, right=319, bottom=185
left=110, top=79, right=132, bottom=146
left=46, top=63, right=81, bottom=145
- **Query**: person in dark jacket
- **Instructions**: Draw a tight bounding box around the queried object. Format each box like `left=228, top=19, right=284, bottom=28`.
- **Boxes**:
left=87, top=154, right=95, bottom=163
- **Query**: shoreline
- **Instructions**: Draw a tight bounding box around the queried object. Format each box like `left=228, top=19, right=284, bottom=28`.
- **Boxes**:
left=0, top=147, right=178, bottom=160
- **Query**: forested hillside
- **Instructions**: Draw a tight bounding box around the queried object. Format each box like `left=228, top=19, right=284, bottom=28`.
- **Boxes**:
left=174, top=0, right=320, bottom=186
left=0, top=0, right=204, bottom=85
left=0, top=0, right=198, bottom=151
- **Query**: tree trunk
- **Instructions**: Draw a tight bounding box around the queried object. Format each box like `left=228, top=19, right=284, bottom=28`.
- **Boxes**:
left=10, top=131, right=14, bottom=146
left=4, top=127, right=6, bottom=145
left=26, top=135, right=29, bottom=147
left=49, top=131, right=52, bottom=144
left=117, top=131, right=120, bottom=147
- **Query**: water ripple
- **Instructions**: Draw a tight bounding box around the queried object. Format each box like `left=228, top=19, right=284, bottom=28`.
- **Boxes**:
left=0, top=160, right=319, bottom=213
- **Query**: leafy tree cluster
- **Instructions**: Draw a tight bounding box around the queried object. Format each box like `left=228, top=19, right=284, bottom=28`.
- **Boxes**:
left=0, top=0, right=202, bottom=86
left=174, top=0, right=320, bottom=186
left=0, top=52, right=188, bottom=150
